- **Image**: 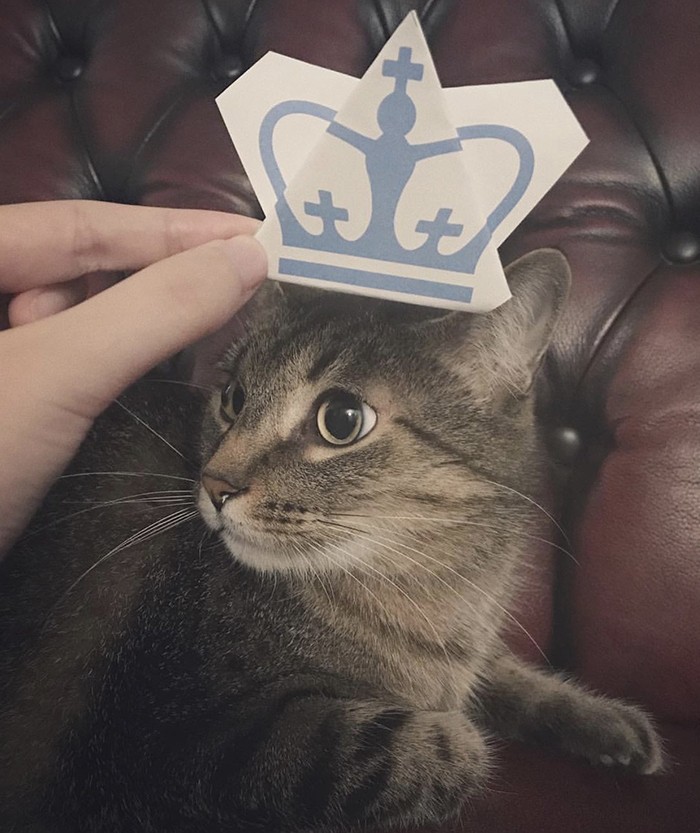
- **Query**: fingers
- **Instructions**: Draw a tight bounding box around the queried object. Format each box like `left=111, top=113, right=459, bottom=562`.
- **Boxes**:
left=0, top=200, right=261, bottom=293
left=21, top=235, right=267, bottom=416
left=0, top=235, right=265, bottom=556
left=8, top=271, right=121, bottom=326
left=8, top=279, right=87, bottom=326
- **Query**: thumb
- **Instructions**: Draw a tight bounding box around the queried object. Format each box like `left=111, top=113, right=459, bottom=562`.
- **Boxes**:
left=0, top=235, right=265, bottom=556
left=29, top=235, right=267, bottom=416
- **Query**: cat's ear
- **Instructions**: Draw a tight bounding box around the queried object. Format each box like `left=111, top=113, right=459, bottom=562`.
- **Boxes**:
left=243, top=279, right=331, bottom=325
left=420, top=249, right=571, bottom=399
left=489, top=247, right=570, bottom=385
left=241, top=279, right=288, bottom=327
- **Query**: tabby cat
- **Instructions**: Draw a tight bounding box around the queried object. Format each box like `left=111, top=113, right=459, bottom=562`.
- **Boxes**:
left=0, top=249, right=662, bottom=832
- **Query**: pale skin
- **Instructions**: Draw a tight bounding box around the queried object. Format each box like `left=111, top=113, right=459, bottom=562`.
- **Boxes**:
left=0, top=200, right=267, bottom=559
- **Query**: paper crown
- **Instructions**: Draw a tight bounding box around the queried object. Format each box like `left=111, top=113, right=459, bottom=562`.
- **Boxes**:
left=217, top=13, right=588, bottom=312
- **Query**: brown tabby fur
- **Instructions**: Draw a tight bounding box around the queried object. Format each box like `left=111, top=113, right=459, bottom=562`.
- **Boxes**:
left=0, top=250, right=662, bottom=832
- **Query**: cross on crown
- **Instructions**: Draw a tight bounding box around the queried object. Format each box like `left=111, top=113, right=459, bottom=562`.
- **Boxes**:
left=383, top=45, right=424, bottom=90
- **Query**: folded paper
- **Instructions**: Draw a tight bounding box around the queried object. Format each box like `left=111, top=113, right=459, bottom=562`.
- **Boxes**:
left=216, top=12, right=588, bottom=311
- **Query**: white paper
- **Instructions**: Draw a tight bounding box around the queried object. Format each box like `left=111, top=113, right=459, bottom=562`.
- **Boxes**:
left=216, top=12, right=588, bottom=312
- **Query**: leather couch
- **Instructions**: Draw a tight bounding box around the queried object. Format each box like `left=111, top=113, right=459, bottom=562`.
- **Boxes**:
left=1, top=1, right=698, bottom=830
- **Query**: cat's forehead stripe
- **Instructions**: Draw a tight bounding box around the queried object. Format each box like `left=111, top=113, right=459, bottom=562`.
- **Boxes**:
left=394, top=416, right=473, bottom=471
left=277, top=384, right=318, bottom=439
left=306, top=343, right=344, bottom=383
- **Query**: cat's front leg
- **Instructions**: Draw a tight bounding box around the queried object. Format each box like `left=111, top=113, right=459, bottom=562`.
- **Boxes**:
left=211, top=692, right=491, bottom=831
left=470, top=652, right=664, bottom=774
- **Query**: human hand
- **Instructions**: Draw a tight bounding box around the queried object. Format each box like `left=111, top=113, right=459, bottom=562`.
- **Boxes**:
left=0, top=200, right=267, bottom=558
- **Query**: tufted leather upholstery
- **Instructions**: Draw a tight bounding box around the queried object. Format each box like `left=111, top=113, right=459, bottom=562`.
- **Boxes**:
left=1, top=0, right=698, bottom=830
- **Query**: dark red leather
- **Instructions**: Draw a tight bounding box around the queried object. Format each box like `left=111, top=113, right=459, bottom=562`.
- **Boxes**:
left=1, top=0, right=698, bottom=829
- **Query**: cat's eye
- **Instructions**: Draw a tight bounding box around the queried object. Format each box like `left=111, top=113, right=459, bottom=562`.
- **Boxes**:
left=316, top=391, right=377, bottom=446
left=220, top=380, right=245, bottom=422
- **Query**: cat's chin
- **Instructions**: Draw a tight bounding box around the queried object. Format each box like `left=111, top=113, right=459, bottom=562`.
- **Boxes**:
left=218, top=529, right=305, bottom=575
left=203, top=521, right=310, bottom=577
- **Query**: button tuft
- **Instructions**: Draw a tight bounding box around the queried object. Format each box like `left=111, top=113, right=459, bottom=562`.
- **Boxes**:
left=550, top=427, right=582, bottom=464
left=216, top=55, right=242, bottom=82
left=569, top=58, right=599, bottom=87
left=664, top=231, right=700, bottom=264
left=55, top=55, right=84, bottom=83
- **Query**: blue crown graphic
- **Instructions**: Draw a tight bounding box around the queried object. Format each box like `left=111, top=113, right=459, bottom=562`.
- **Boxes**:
left=258, top=46, right=535, bottom=304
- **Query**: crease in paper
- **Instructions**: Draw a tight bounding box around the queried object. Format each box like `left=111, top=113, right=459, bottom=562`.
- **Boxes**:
left=216, top=12, right=588, bottom=311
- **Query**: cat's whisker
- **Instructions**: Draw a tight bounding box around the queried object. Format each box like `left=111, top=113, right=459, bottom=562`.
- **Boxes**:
left=313, top=552, right=338, bottom=609
left=63, top=488, right=193, bottom=505
left=72, top=507, right=197, bottom=586
left=201, top=535, right=226, bottom=555
left=114, top=399, right=191, bottom=463
left=390, top=521, right=576, bottom=579
left=501, top=377, right=521, bottom=401
left=329, top=512, right=579, bottom=567
left=337, top=519, right=549, bottom=663
left=477, top=477, right=571, bottom=549
left=317, top=533, right=455, bottom=674
left=326, top=523, right=481, bottom=615
left=97, top=497, right=193, bottom=504
left=388, top=472, right=571, bottom=550
left=56, top=471, right=197, bottom=484
left=410, top=514, right=579, bottom=568
left=21, top=490, right=194, bottom=540
left=323, top=525, right=465, bottom=620
left=197, top=530, right=209, bottom=562
left=316, top=532, right=444, bottom=609
left=141, top=378, right=214, bottom=394
left=74, top=497, right=193, bottom=507
left=265, top=546, right=280, bottom=604
left=291, top=540, right=337, bottom=611
left=304, top=540, right=405, bottom=628
left=321, top=518, right=551, bottom=667
left=42, top=508, right=198, bottom=634
left=329, top=538, right=459, bottom=683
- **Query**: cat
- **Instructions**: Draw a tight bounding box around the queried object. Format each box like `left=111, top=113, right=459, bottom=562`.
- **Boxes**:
left=0, top=249, right=663, bottom=833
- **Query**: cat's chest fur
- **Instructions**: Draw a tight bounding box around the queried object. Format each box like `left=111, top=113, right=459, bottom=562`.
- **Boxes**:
left=173, top=544, right=481, bottom=712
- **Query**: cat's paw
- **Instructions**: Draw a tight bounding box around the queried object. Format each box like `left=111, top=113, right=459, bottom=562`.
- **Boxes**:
left=593, top=700, right=664, bottom=774
left=357, top=709, right=492, bottom=827
left=547, top=696, right=664, bottom=775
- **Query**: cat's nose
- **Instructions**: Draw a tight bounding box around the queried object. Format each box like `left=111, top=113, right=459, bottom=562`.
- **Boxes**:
left=201, top=473, right=248, bottom=512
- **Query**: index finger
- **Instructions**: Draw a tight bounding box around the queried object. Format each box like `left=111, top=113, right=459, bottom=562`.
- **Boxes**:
left=0, top=200, right=261, bottom=293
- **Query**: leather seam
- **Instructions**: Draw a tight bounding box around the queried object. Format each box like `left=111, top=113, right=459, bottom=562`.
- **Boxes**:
left=572, top=257, right=663, bottom=412
left=602, top=0, right=623, bottom=33
left=42, top=0, right=106, bottom=199
left=200, top=0, right=259, bottom=53
left=69, top=90, right=107, bottom=200
left=120, top=91, right=190, bottom=201
left=551, top=0, right=578, bottom=57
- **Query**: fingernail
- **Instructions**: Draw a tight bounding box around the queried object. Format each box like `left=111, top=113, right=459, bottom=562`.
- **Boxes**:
left=223, top=236, right=268, bottom=292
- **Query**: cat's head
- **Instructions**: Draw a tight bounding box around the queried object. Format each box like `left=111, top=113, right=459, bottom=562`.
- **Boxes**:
left=196, top=249, right=569, bottom=578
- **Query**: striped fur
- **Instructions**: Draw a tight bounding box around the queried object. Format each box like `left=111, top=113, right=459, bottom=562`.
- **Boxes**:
left=0, top=251, right=662, bottom=832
